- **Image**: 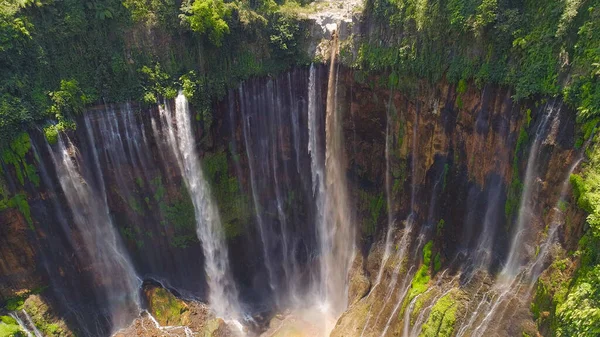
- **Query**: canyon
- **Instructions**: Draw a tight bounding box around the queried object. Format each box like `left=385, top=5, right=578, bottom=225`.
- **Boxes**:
left=0, top=0, right=597, bottom=336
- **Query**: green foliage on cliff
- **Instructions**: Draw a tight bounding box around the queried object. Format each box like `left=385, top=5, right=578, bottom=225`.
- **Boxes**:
left=161, top=188, right=199, bottom=249
left=434, top=253, right=441, bottom=272
left=1, top=132, right=39, bottom=187
left=180, top=0, right=231, bottom=47
left=21, top=295, right=69, bottom=337
left=0, top=0, right=310, bottom=147
left=359, top=0, right=600, bottom=121
left=0, top=132, right=35, bottom=228
left=202, top=150, right=250, bottom=239
left=506, top=108, right=532, bottom=220
left=3, top=193, right=33, bottom=229
left=419, top=291, right=458, bottom=337
left=0, top=319, right=24, bottom=337
left=405, top=240, right=434, bottom=310
left=147, top=287, right=189, bottom=326
left=536, top=139, right=600, bottom=336
left=358, top=189, right=385, bottom=236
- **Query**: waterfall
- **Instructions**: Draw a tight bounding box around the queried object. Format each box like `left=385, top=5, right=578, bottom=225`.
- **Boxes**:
left=408, top=273, right=459, bottom=337
left=288, top=72, right=302, bottom=173
left=455, top=101, right=564, bottom=336
left=159, top=93, right=242, bottom=321
left=472, top=180, right=503, bottom=269
left=319, top=30, right=355, bottom=317
left=375, top=110, right=422, bottom=336
left=502, top=101, right=561, bottom=277
left=528, top=147, right=588, bottom=285
left=307, top=63, right=326, bottom=295
left=48, top=135, right=141, bottom=332
left=22, top=310, right=43, bottom=337
left=402, top=293, right=422, bottom=336
left=359, top=107, right=419, bottom=337
left=9, top=311, right=42, bottom=337
left=239, top=82, right=278, bottom=296
left=374, top=87, right=397, bottom=288
left=269, top=80, right=293, bottom=295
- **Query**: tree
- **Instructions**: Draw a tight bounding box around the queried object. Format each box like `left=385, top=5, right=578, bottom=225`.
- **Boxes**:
left=180, top=0, right=231, bottom=47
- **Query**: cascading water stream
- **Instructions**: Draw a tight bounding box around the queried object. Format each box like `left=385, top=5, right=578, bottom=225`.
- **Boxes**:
left=374, top=85, right=397, bottom=289
left=239, top=83, right=277, bottom=294
left=159, top=93, right=242, bottom=321
left=268, top=81, right=293, bottom=296
left=9, top=311, right=42, bottom=337
left=402, top=293, right=424, bottom=337
left=376, top=109, right=421, bottom=337
left=407, top=273, right=459, bottom=337
left=288, top=72, right=302, bottom=174
left=48, top=135, right=141, bottom=333
left=378, top=266, right=414, bottom=337
left=527, top=137, right=590, bottom=286
left=319, top=29, right=355, bottom=318
left=22, top=310, right=43, bottom=337
left=472, top=181, right=503, bottom=269
left=359, top=107, right=419, bottom=337
left=140, top=310, right=194, bottom=337
left=456, top=102, right=563, bottom=336
left=502, top=102, right=561, bottom=277
left=307, top=63, right=327, bottom=299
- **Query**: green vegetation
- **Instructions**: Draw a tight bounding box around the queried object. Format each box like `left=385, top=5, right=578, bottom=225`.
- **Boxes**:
left=1, top=286, right=47, bottom=313
left=120, top=225, right=146, bottom=249
left=0, top=132, right=37, bottom=228
left=0, top=319, right=24, bottom=337
left=118, top=174, right=199, bottom=249
left=419, top=291, right=458, bottom=337
left=550, top=140, right=600, bottom=336
left=357, top=0, right=600, bottom=124
left=147, top=287, right=188, bottom=326
left=434, top=253, right=442, bottom=272
left=181, top=0, right=232, bottom=47
left=161, top=188, right=199, bottom=248
left=0, top=317, right=17, bottom=326
left=436, top=219, right=445, bottom=236
left=0, top=193, right=33, bottom=229
left=1, top=133, right=39, bottom=187
left=533, top=139, right=600, bottom=336
left=506, top=108, right=532, bottom=220
left=0, top=0, right=311, bottom=147
left=358, top=190, right=385, bottom=236
left=3, top=296, right=25, bottom=312
left=405, top=240, right=434, bottom=309
left=22, top=295, right=69, bottom=337
left=202, top=150, right=250, bottom=239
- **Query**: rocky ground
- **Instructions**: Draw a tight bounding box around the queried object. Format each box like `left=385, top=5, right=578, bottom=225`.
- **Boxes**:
left=115, top=285, right=238, bottom=337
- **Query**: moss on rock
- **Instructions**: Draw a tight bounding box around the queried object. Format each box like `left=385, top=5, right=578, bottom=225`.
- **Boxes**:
left=202, top=150, right=250, bottom=239
left=145, top=286, right=189, bottom=327
left=419, top=290, right=459, bottom=337
left=0, top=318, right=23, bottom=337
left=22, top=295, right=72, bottom=337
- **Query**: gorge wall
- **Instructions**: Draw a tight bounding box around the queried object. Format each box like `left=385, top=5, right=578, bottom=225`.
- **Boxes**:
left=0, top=58, right=584, bottom=336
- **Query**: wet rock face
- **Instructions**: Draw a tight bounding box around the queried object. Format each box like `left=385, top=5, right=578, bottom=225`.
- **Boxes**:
left=331, top=69, right=577, bottom=336
left=341, top=69, right=576, bottom=256
left=0, top=65, right=580, bottom=336
left=115, top=284, right=240, bottom=337
left=0, top=209, right=41, bottom=299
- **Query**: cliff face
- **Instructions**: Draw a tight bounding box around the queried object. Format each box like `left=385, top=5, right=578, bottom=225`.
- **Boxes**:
left=0, top=64, right=582, bottom=336
left=331, top=69, right=580, bottom=336
left=0, top=209, right=41, bottom=299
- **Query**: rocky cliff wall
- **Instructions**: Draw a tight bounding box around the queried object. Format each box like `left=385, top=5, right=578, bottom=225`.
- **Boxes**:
left=0, top=65, right=583, bottom=336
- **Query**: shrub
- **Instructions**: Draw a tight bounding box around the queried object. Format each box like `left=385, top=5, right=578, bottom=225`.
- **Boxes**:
left=180, top=0, right=232, bottom=47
